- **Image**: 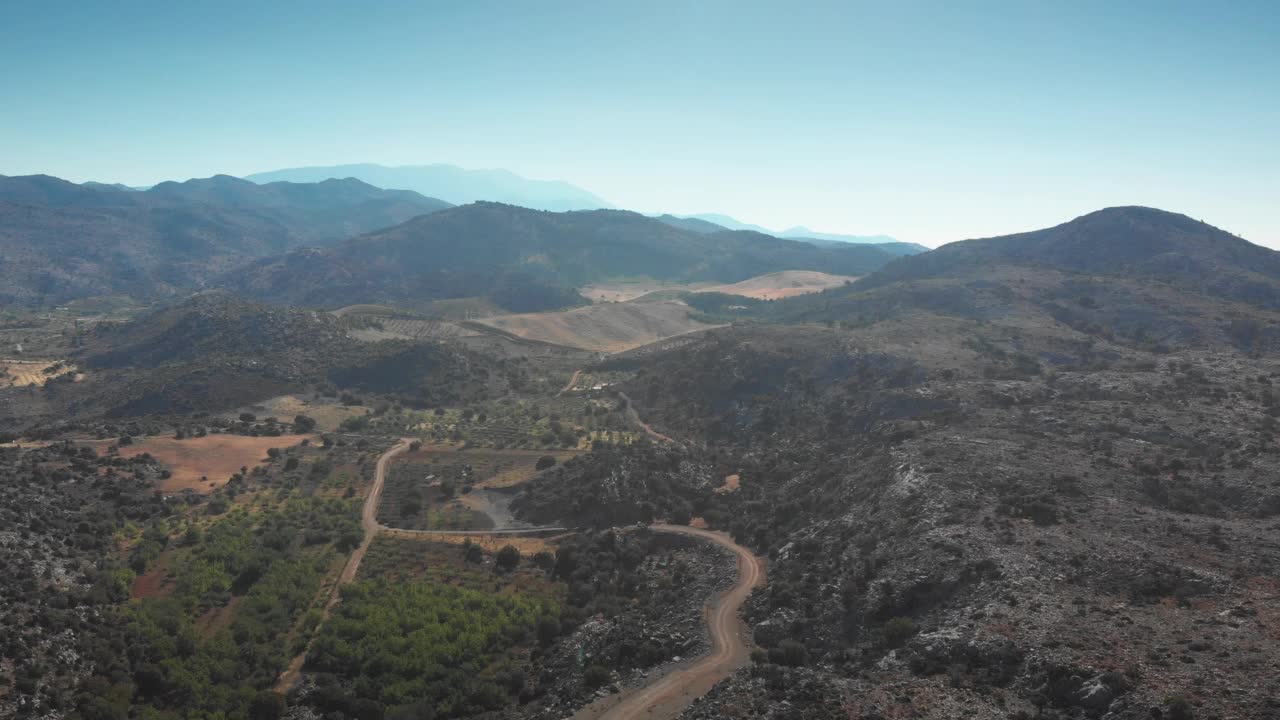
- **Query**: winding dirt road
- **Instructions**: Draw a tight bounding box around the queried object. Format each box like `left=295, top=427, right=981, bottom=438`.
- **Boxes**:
left=572, top=524, right=765, bottom=720
left=279, top=440, right=764, bottom=716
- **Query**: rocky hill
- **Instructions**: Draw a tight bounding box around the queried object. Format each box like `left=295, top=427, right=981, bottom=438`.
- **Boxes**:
left=2, top=293, right=507, bottom=426
left=522, top=211, right=1280, bottom=719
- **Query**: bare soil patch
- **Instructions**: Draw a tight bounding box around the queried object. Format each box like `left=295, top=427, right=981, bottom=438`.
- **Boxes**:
left=104, top=434, right=318, bottom=493
left=699, top=270, right=859, bottom=299
left=244, top=395, right=369, bottom=433
left=0, top=358, right=82, bottom=388
left=715, top=473, right=741, bottom=493
left=475, top=301, right=719, bottom=353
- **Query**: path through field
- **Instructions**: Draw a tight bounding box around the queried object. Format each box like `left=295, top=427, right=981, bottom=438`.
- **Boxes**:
left=572, top=524, right=764, bottom=720
left=275, top=439, right=559, bottom=692
left=275, top=439, right=410, bottom=691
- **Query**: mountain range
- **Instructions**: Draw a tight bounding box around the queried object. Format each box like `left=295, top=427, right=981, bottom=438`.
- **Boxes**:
left=225, top=202, right=904, bottom=311
left=0, top=174, right=453, bottom=304
left=244, top=163, right=611, bottom=212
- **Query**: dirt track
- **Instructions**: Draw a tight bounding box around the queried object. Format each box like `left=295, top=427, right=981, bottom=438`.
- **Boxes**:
left=275, top=439, right=410, bottom=691
left=572, top=524, right=765, bottom=720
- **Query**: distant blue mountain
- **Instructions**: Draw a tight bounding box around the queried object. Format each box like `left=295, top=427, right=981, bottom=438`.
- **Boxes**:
left=677, top=213, right=927, bottom=255
left=244, top=163, right=611, bottom=212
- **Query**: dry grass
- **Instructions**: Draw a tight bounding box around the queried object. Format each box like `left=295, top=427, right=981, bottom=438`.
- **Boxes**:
left=243, top=395, right=369, bottom=433
left=475, top=300, right=719, bottom=353
left=699, top=270, right=860, bottom=299
left=99, top=433, right=318, bottom=493
left=0, top=359, right=82, bottom=388
left=579, top=281, right=717, bottom=303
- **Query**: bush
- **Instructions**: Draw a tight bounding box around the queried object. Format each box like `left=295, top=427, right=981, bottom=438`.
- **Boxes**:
left=496, top=545, right=521, bottom=572
left=248, top=690, right=285, bottom=720
left=883, top=617, right=917, bottom=648
left=239, top=413, right=256, bottom=423
left=535, top=455, right=557, bottom=471
left=583, top=664, right=612, bottom=689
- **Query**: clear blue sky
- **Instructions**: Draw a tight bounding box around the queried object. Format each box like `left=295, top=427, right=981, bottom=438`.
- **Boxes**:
left=2, top=1, right=1276, bottom=247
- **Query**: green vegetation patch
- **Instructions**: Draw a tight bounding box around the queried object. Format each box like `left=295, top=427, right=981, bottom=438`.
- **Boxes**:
left=75, top=497, right=360, bottom=720
left=308, top=580, right=558, bottom=714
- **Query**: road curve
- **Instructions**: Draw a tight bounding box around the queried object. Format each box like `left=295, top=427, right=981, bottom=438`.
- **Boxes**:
left=573, top=524, right=765, bottom=720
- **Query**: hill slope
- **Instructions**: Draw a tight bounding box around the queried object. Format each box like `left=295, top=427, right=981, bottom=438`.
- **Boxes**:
left=227, top=202, right=901, bottom=311
left=0, top=173, right=451, bottom=242
left=0, top=174, right=453, bottom=305
left=860, top=206, right=1280, bottom=303
left=244, top=163, right=610, bottom=211
left=774, top=207, right=1280, bottom=353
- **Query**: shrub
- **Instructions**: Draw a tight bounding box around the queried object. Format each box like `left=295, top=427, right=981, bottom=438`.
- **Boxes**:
left=535, top=455, right=557, bottom=471
left=495, top=545, right=521, bottom=572
left=583, top=664, right=612, bottom=689
left=883, top=617, right=917, bottom=648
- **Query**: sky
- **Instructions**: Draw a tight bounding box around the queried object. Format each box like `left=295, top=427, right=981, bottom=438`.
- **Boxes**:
left=2, top=0, right=1277, bottom=248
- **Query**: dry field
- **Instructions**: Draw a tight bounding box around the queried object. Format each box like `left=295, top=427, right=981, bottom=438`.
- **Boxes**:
left=96, top=433, right=318, bottom=493
left=699, top=270, right=859, bottom=299
left=242, top=395, right=369, bottom=433
left=474, top=300, right=719, bottom=353
left=0, top=359, right=81, bottom=388
left=579, top=281, right=717, bottom=303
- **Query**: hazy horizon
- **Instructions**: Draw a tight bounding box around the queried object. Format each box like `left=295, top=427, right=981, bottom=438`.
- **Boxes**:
left=2, top=0, right=1276, bottom=248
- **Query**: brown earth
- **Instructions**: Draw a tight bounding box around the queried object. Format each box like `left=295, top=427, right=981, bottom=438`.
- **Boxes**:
left=699, top=270, right=859, bottom=299
left=474, top=301, right=720, bottom=353
left=101, top=434, right=318, bottom=493
left=0, top=359, right=81, bottom=388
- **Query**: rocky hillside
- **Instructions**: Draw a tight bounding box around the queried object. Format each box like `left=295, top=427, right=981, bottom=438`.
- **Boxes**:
left=521, top=212, right=1280, bottom=719
left=2, top=293, right=508, bottom=427
left=859, top=207, right=1280, bottom=307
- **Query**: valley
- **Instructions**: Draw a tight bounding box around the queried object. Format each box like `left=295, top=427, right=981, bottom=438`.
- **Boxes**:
left=3, top=189, right=1280, bottom=720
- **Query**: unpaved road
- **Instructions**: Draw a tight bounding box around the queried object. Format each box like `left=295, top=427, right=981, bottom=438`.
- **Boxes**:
left=617, top=391, right=680, bottom=445
left=276, top=439, right=558, bottom=691
left=559, top=368, right=582, bottom=396
left=275, top=438, right=410, bottom=691
left=572, top=524, right=765, bottom=720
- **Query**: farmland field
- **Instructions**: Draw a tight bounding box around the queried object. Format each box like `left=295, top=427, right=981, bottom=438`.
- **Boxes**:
left=378, top=446, right=579, bottom=529
left=93, top=433, right=319, bottom=493
left=242, top=394, right=370, bottom=432
left=0, top=358, right=81, bottom=388
left=359, top=393, right=634, bottom=450
left=473, top=300, right=719, bottom=353
left=697, top=270, right=859, bottom=299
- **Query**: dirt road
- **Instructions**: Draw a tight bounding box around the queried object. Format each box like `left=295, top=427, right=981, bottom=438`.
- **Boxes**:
left=275, top=438, right=410, bottom=691
left=572, top=524, right=765, bottom=720
left=559, top=368, right=582, bottom=396
left=616, top=391, right=680, bottom=445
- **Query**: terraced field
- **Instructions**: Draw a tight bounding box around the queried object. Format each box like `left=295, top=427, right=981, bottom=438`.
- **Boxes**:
left=345, top=315, right=481, bottom=342
left=408, top=395, right=633, bottom=449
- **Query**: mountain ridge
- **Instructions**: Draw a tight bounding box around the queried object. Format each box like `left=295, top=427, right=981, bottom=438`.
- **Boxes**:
left=244, top=162, right=611, bottom=212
